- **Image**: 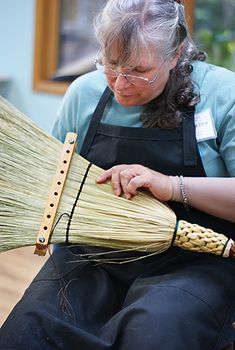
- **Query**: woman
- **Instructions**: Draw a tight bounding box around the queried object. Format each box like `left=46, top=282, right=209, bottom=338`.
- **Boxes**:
left=1, top=0, right=235, bottom=349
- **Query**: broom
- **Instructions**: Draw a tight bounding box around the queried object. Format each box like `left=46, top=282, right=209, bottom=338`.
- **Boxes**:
left=0, top=96, right=234, bottom=260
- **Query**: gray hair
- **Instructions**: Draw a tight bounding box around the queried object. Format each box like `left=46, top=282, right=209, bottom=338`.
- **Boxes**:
left=94, top=0, right=207, bottom=128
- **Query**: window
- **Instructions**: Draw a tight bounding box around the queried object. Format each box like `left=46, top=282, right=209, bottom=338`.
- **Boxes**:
left=55, top=0, right=106, bottom=81
left=33, top=0, right=106, bottom=94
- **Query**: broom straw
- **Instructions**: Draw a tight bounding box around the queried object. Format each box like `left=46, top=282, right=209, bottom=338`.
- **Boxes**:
left=0, top=96, right=234, bottom=259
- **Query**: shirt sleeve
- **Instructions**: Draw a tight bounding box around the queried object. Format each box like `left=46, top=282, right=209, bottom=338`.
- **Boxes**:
left=194, top=62, right=235, bottom=177
left=51, top=82, right=79, bottom=143
left=217, top=103, right=235, bottom=176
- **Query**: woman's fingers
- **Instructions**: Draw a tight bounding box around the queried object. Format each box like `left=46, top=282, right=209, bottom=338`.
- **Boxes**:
left=96, top=168, right=113, bottom=183
left=127, top=174, right=151, bottom=194
left=119, top=169, right=137, bottom=199
left=96, top=165, right=126, bottom=196
left=96, top=164, right=172, bottom=201
left=96, top=165, right=150, bottom=198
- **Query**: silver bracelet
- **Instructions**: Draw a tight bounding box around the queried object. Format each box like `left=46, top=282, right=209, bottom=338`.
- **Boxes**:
left=179, top=175, right=189, bottom=211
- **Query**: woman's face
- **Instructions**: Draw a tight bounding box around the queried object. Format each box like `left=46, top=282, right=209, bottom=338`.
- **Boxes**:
left=103, top=51, right=179, bottom=107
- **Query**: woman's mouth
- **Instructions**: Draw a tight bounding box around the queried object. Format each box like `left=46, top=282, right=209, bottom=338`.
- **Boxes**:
left=115, top=90, right=133, bottom=97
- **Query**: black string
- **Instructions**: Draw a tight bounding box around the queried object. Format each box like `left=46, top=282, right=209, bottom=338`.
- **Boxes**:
left=65, top=162, right=93, bottom=244
left=51, top=213, right=70, bottom=235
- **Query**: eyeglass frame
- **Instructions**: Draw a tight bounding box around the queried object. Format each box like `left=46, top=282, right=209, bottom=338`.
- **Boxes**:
left=93, top=52, right=159, bottom=87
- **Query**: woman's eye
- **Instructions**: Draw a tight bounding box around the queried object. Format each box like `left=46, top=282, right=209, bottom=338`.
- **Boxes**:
left=107, top=60, right=117, bottom=67
left=102, top=58, right=116, bottom=67
left=131, top=69, right=147, bottom=75
left=134, top=67, right=151, bottom=74
left=135, top=69, right=146, bottom=73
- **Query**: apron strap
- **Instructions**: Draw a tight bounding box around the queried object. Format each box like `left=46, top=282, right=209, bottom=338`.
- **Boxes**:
left=80, top=86, right=112, bottom=158
left=182, top=106, right=197, bottom=166
left=81, top=88, right=197, bottom=167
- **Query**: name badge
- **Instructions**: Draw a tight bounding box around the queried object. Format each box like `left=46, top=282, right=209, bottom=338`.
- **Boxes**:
left=194, top=109, right=217, bottom=142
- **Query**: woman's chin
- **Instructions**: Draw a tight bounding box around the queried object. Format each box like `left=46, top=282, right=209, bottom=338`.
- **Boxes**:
left=114, top=92, right=138, bottom=106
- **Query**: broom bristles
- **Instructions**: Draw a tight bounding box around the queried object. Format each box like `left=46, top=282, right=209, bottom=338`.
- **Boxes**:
left=0, top=96, right=176, bottom=255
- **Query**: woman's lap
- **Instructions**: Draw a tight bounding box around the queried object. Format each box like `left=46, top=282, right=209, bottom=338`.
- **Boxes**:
left=0, top=246, right=235, bottom=350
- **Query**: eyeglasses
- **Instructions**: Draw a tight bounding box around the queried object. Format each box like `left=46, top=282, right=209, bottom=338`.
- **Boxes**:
left=94, top=58, right=159, bottom=87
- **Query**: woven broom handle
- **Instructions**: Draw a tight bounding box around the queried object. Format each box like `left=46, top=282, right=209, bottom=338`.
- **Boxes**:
left=173, top=220, right=234, bottom=258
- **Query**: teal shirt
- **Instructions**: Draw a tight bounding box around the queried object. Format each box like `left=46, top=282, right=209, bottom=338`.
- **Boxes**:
left=52, top=61, right=235, bottom=177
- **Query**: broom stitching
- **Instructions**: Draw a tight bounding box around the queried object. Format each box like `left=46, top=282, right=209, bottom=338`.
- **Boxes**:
left=34, top=132, right=77, bottom=256
left=66, top=162, right=93, bottom=244
left=171, top=220, right=179, bottom=246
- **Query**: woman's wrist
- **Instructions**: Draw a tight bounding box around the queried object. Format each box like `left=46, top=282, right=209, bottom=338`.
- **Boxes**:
left=169, top=175, right=181, bottom=202
left=169, top=175, right=189, bottom=210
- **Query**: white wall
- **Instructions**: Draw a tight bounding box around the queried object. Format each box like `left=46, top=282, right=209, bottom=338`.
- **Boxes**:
left=0, top=0, right=63, bottom=132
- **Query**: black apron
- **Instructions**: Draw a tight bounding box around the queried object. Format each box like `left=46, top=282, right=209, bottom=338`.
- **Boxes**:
left=1, top=87, right=235, bottom=350
left=80, top=87, right=235, bottom=237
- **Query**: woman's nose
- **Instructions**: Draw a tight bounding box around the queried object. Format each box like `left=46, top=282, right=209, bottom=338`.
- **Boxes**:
left=114, top=73, right=131, bottom=89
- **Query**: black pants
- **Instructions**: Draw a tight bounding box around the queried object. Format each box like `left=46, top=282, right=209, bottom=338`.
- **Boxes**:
left=1, top=245, right=235, bottom=350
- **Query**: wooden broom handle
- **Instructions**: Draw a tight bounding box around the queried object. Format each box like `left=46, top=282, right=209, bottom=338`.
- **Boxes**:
left=34, top=132, right=77, bottom=256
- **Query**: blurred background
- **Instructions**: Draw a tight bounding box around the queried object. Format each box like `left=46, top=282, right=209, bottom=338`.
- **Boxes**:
left=0, top=0, right=234, bottom=326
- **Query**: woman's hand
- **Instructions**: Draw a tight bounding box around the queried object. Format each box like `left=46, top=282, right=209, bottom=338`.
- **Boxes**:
left=96, top=165, right=235, bottom=222
left=96, top=164, right=173, bottom=201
